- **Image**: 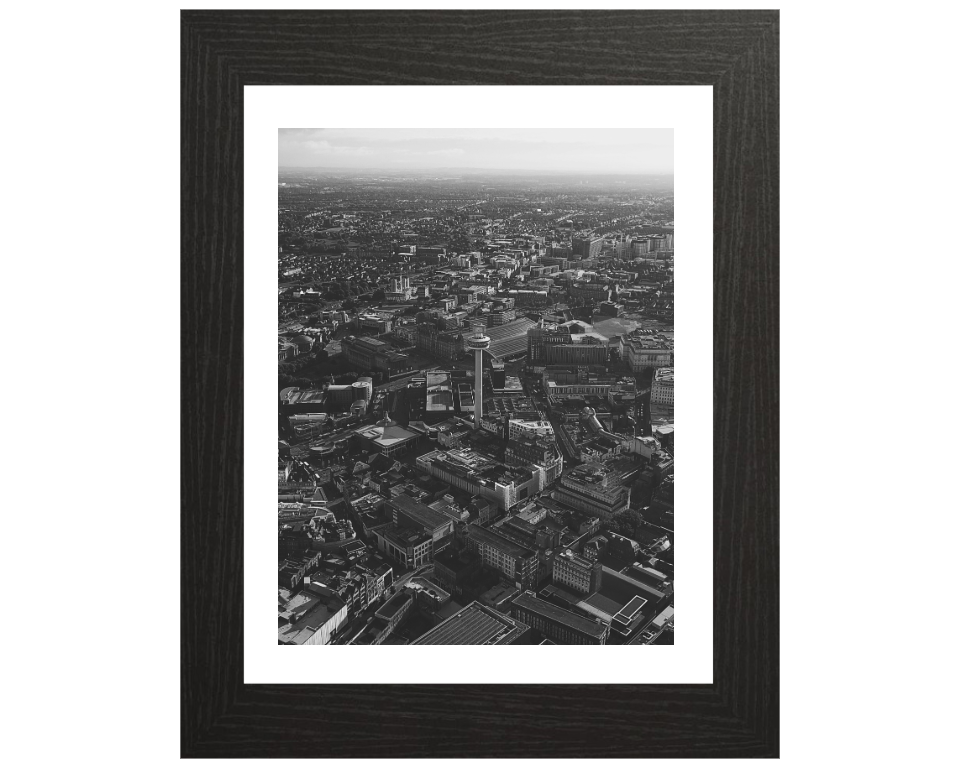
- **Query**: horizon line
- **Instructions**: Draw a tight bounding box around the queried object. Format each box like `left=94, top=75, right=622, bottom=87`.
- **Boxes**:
left=278, top=165, right=674, bottom=176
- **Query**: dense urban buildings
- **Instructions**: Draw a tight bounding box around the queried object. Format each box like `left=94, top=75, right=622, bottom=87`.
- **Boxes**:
left=651, top=367, right=675, bottom=406
left=277, top=134, right=675, bottom=645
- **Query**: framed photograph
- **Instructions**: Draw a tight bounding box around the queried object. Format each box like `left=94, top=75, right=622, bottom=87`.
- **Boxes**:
left=182, top=9, right=778, bottom=759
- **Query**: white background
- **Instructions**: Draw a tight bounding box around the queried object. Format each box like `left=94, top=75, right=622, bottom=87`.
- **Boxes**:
left=247, top=86, right=713, bottom=684
left=1, top=1, right=957, bottom=766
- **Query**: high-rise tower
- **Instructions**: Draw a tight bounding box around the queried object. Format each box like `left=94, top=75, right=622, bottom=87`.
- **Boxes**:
left=466, top=320, right=490, bottom=429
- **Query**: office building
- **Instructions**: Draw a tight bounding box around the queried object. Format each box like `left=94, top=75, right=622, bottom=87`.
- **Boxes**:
left=572, top=236, right=602, bottom=259
left=651, top=367, right=674, bottom=405
left=621, top=331, right=674, bottom=372
left=527, top=321, right=609, bottom=367
left=466, top=523, right=539, bottom=589
left=417, top=447, right=542, bottom=511
left=486, top=306, right=517, bottom=326
left=353, top=377, right=373, bottom=403
left=569, top=281, right=611, bottom=303
left=505, top=435, right=563, bottom=487
left=507, top=419, right=554, bottom=441
left=511, top=591, right=608, bottom=645
left=325, top=384, right=356, bottom=406
left=542, top=366, right=620, bottom=397
left=491, top=361, right=506, bottom=390
left=355, top=414, right=421, bottom=457
left=370, top=524, right=434, bottom=568
left=573, top=567, right=669, bottom=642
left=553, top=548, right=603, bottom=594
left=431, top=547, right=482, bottom=597
left=552, top=459, right=637, bottom=519
left=356, top=312, right=393, bottom=334
left=369, top=494, right=456, bottom=568
left=388, top=493, right=456, bottom=545
left=341, top=335, right=415, bottom=377
left=416, top=324, right=466, bottom=360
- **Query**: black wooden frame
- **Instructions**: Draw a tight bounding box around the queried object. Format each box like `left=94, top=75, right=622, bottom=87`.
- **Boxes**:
left=182, top=9, right=779, bottom=759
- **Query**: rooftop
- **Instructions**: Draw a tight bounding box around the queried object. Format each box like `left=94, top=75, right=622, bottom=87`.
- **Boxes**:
left=432, top=546, right=481, bottom=573
left=480, top=582, right=520, bottom=607
left=623, top=332, right=674, bottom=350
left=405, top=576, right=451, bottom=604
left=412, top=601, right=528, bottom=645
left=511, top=591, right=608, bottom=638
left=578, top=592, right=624, bottom=618
left=375, top=590, right=413, bottom=621
left=277, top=585, right=346, bottom=645
left=281, top=388, right=327, bottom=405
left=356, top=422, right=418, bottom=448
left=377, top=523, right=431, bottom=548
left=344, top=335, right=389, bottom=349
left=600, top=566, right=666, bottom=602
left=390, top=493, right=451, bottom=532
left=468, top=524, right=536, bottom=561
left=556, top=549, right=596, bottom=570
left=484, top=317, right=536, bottom=358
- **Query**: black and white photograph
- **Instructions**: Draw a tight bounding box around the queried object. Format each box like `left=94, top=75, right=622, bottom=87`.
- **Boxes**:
left=13, top=2, right=960, bottom=766
left=276, top=128, right=677, bottom=645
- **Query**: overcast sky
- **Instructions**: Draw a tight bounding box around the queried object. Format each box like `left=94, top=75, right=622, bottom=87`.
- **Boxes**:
left=279, top=128, right=673, bottom=174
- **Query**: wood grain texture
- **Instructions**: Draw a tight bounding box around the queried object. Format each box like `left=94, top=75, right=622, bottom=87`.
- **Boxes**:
left=181, top=9, right=779, bottom=759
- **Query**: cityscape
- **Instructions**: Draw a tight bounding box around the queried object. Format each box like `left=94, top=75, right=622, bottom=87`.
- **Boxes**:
left=277, top=129, right=675, bottom=646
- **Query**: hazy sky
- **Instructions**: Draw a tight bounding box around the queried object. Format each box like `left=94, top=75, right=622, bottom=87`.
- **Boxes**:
left=278, top=128, right=673, bottom=174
